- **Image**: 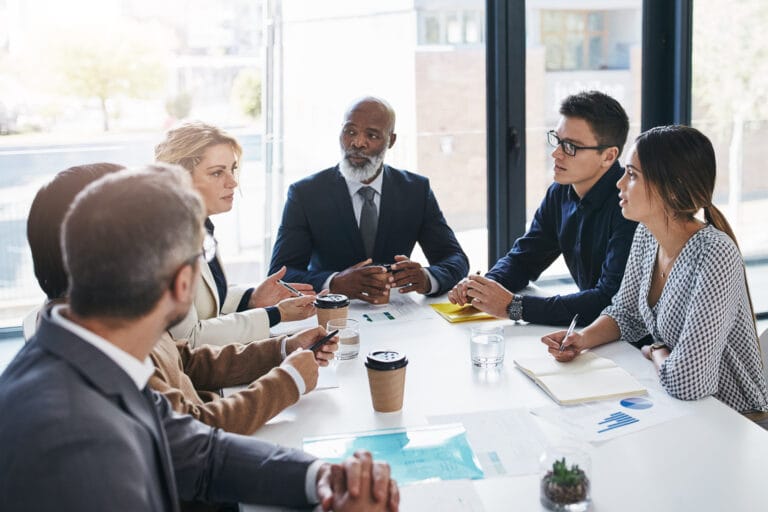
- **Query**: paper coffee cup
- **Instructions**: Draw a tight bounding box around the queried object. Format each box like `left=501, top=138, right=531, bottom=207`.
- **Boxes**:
left=315, top=294, right=349, bottom=328
left=365, top=351, right=408, bottom=412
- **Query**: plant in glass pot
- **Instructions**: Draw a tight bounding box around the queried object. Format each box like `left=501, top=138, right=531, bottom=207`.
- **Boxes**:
left=540, top=456, right=590, bottom=511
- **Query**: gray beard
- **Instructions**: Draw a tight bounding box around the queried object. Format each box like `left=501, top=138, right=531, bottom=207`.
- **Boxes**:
left=338, top=150, right=386, bottom=182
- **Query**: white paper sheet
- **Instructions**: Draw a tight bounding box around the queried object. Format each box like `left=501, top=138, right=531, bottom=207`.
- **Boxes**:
left=531, top=386, right=693, bottom=443
left=349, top=293, right=434, bottom=324
left=428, top=408, right=548, bottom=477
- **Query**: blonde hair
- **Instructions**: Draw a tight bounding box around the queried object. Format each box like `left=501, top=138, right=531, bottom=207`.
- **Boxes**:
left=154, top=121, right=243, bottom=172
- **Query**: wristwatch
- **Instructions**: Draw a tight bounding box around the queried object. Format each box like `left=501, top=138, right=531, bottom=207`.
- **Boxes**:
left=506, top=295, right=523, bottom=321
left=649, top=342, right=668, bottom=354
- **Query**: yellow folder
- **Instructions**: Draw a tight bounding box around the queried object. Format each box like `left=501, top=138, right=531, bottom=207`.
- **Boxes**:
left=430, top=303, right=496, bottom=323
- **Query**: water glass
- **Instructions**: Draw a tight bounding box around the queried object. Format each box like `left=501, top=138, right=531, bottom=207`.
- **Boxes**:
left=328, top=318, right=360, bottom=360
left=470, top=324, right=505, bottom=368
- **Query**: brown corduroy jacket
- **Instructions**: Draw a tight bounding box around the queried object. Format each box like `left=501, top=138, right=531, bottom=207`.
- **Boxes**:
left=148, top=333, right=299, bottom=435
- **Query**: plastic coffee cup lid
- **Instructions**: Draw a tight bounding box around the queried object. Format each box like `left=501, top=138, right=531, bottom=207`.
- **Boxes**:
left=365, top=350, right=408, bottom=371
left=314, top=294, right=350, bottom=309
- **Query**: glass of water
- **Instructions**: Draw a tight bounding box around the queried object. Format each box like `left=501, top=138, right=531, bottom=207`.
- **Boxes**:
left=470, top=324, right=505, bottom=368
left=328, top=318, right=360, bottom=361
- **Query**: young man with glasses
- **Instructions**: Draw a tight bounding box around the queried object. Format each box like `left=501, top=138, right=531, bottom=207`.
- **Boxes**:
left=449, top=90, right=637, bottom=326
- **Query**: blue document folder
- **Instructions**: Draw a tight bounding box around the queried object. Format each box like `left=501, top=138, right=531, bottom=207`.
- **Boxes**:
left=303, top=423, right=484, bottom=485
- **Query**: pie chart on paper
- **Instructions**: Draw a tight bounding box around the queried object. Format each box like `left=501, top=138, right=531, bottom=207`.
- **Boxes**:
left=620, top=397, right=653, bottom=410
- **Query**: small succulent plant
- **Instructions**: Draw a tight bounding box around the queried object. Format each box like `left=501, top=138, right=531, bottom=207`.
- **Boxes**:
left=541, top=457, right=590, bottom=508
left=550, top=457, right=586, bottom=487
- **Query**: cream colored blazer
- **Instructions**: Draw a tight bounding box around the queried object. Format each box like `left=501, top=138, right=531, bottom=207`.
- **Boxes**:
left=168, top=257, right=269, bottom=348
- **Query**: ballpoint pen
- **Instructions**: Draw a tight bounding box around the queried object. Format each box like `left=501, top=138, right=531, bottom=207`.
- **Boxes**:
left=277, top=279, right=304, bottom=297
left=308, top=329, right=339, bottom=351
left=560, top=314, right=579, bottom=352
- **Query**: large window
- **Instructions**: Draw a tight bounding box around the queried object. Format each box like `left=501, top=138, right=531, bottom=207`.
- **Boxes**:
left=692, top=0, right=768, bottom=313
left=539, top=10, right=634, bottom=71
left=277, top=0, right=488, bottom=272
left=0, top=0, right=265, bottom=327
left=0, top=0, right=488, bottom=329
left=525, top=1, right=642, bottom=280
left=418, top=8, right=485, bottom=46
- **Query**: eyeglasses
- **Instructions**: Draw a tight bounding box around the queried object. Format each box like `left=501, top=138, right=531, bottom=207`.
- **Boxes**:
left=547, top=130, right=613, bottom=157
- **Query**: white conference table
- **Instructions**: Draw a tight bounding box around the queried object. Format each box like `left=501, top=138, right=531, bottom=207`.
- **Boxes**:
left=244, top=295, right=768, bottom=512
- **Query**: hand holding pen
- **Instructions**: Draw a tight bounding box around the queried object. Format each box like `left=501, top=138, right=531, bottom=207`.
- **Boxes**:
left=539, top=314, right=581, bottom=362
left=278, top=279, right=304, bottom=297
left=560, top=314, right=579, bottom=352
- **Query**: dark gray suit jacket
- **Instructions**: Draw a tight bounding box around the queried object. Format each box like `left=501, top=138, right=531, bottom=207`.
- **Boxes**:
left=0, top=311, right=317, bottom=511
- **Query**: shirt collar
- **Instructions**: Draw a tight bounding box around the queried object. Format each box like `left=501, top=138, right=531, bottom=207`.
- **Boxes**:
left=577, top=160, right=623, bottom=209
left=342, top=165, right=385, bottom=197
left=204, top=217, right=215, bottom=235
left=49, top=305, right=155, bottom=390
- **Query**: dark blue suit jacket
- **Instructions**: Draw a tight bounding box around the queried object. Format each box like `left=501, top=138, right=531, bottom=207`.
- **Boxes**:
left=0, top=311, right=316, bottom=511
left=269, top=165, right=469, bottom=296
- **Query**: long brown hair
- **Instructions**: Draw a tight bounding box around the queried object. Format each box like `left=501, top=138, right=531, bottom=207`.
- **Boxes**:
left=634, top=125, right=758, bottom=345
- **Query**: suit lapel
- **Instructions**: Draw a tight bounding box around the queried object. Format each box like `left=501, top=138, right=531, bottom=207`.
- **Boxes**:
left=330, top=167, right=367, bottom=259
left=199, top=258, right=220, bottom=313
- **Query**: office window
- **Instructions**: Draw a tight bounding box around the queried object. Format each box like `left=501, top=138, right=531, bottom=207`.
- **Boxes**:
left=692, top=0, right=768, bottom=312
left=279, top=1, right=487, bottom=272
left=526, top=2, right=642, bottom=279
left=541, top=10, right=633, bottom=71
left=417, top=9, right=485, bottom=46
left=0, top=0, right=264, bottom=328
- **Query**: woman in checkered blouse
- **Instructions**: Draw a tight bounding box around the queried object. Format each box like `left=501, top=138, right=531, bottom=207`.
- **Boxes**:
left=541, top=125, right=768, bottom=414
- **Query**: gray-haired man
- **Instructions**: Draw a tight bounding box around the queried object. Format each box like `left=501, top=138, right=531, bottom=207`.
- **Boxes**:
left=0, top=164, right=398, bottom=511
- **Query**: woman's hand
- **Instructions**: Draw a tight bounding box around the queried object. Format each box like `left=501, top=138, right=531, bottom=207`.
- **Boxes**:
left=277, top=295, right=317, bottom=322
left=249, top=266, right=315, bottom=309
left=540, top=330, right=586, bottom=362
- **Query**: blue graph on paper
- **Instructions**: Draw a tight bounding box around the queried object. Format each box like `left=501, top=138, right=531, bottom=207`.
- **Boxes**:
left=596, top=411, right=639, bottom=433
left=620, top=397, right=653, bottom=410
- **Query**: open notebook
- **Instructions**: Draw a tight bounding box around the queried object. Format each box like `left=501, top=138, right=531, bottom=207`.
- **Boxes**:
left=513, top=352, right=647, bottom=405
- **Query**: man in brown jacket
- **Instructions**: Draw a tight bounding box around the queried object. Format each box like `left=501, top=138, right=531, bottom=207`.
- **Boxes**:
left=26, top=162, right=338, bottom=437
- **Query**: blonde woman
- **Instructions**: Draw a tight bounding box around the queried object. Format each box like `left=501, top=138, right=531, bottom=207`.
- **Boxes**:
left=156, top=121, right=316, bottom=347
left=542, top=126, right=768, bottom=416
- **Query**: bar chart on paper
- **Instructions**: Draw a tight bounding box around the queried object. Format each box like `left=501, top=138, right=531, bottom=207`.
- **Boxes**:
left=597, top=411, right=639, bottom=433
left=532, top=390, right=692, bottom=442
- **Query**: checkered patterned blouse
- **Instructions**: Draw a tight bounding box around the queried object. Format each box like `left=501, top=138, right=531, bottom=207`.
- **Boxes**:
left=603, top=224, right=768, bottom=413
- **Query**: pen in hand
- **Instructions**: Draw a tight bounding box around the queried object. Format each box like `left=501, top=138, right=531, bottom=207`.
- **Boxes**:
left=308, top=329, right=339, bottom=352
left=560, top=314, right=579, bottom=353
left=278, top=279, right=304, bottom=297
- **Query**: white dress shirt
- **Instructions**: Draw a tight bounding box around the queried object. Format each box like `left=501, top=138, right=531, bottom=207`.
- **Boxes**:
left=50, top=305, right=154, bottom=390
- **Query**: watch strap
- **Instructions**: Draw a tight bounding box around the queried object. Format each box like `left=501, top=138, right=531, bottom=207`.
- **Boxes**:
left=506, top=295, right=523, bottom=321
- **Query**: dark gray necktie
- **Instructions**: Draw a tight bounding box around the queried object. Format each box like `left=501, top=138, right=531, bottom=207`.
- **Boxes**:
left=358, top=186, right=378, bottom=258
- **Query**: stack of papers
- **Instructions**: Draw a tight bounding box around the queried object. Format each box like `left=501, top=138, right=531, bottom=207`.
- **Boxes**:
left=430, top=303, right=495, bottom=323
